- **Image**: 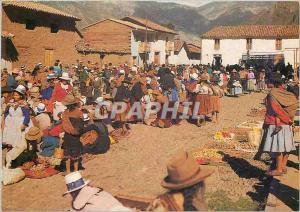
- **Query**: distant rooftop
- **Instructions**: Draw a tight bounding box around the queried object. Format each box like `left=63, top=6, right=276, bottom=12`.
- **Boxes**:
left=122, top=16, right=178, bottom=35
left=201, top=25, right=299, bottom=39
left=2, top=1, right=81, bottom=20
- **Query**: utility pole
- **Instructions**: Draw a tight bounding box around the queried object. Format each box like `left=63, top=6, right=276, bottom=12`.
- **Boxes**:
left=145, top=13, right=148, bottom=69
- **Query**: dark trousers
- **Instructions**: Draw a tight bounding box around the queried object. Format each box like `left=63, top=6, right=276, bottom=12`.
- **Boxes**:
left=241, top=79, right=247, bottom=92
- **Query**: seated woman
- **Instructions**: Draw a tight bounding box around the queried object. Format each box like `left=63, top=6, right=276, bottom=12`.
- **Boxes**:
left=147, top=150, right=213, bottom=211
left=11, top=127, right=42, bottom=168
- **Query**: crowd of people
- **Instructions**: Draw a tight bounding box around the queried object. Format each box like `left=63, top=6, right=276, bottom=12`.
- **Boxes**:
left=1, top=59, right=299, bottom=211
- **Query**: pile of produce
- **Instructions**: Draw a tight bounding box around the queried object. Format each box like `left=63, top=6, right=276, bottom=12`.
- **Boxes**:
left=192, top=149, right=223, bottom=163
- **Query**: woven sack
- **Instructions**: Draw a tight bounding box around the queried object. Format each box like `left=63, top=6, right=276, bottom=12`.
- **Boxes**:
left=3, top=167, right=25, bottom=185
left=80, top=130, right=98, bottom=145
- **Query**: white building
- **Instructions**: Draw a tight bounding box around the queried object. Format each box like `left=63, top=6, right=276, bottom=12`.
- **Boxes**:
left=122, top=16, right=177, bottom=66
left=171, top=39, right=201, bottom=65
left=201, top=25, right=299, bottom=67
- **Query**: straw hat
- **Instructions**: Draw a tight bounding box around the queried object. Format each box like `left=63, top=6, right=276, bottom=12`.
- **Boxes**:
left=35, top=103, right=47, bottom=114
left=161, top=150, right=214, bottom=190
left=62, top=94, right=79, bottom=106
left=152, top=90, right=161, bottom=96
left=25, top=127, right=43, bottom=141
left=93, top=97, right=104, bottom=104
left=14, top=85, right=26, bottom=95
left=190, top=73, right=198, bottom=80
left=63, top=171, right=90, bottom=195
left=30, top=86, right=40, bottom=94
left=59, top=72, right=71, bottom=81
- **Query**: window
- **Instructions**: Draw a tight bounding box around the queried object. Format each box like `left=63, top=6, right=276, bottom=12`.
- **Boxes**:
left=214, top=39, right=220, bottom=50
left=276, top=39, right=282, bottom=50
left=155, top=33, right=159, bottom=41
left=26, top=19, right=35, bottom=30
left=246, top=38, right=252, bottom=50
left=51, top=24, right=59, bottom=33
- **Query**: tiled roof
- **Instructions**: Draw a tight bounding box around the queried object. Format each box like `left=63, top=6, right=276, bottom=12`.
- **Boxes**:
left=75, top=39, right=130, bottom=54
left=82, top=18, right=154, bottom=32
left=186, top=43, right=201, bottom=53
left=1, top=31, right=14, bottom=39
left=201, top=25, right=299, bottom=39
left=2, top=1, right=80, bottom=20
left=174, top=39, right=185, bottom=52
left=122, top=16, right=177, bottom=35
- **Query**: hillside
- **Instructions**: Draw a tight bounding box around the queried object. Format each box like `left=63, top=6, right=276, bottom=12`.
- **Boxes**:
left=42, top=1, right=299, bottom=40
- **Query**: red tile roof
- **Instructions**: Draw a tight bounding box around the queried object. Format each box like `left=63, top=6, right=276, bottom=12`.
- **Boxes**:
left=174, top=39, right=185, bottom=52
left=122, top=16, right=177, bottom=35
left=2, top=1, right=80, bottom=20
left=75, top=39, right=130, bottom=54
left=82, top=18, right=154, bottom=32
left=186, top=43, right=201, bottom=53
left=201, top=25, right=299, bottom=39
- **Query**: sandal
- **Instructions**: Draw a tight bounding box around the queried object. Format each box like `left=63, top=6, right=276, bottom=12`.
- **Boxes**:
left=267, top=170, right=283, bottom=176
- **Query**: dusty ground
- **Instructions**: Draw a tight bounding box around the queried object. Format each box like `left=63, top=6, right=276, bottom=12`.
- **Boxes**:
left=2, top=92, right=268, bottom=211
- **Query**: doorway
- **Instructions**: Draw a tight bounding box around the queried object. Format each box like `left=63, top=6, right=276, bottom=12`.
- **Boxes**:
left=44, top=49, right=54, bottom=66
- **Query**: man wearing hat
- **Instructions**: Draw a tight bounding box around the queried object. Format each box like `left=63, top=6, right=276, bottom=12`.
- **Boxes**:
left=33, top=103, right=51, bottom=132
left=148, top=150, right=213, bottom=211
left=41, top=74, right=56, bottom=100
left=63, top=171, right=130, bottom=211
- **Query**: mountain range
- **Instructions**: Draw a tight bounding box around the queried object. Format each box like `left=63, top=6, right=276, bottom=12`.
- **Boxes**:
left=42, top=1, right=299, bottom=41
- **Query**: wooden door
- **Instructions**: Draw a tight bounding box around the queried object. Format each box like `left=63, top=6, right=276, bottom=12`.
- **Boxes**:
left=44, top=49, right=54, bottom=66
left=154, top=52, right=160, bottom=65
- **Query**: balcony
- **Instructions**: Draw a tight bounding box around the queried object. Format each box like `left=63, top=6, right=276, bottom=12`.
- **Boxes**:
left=138, top=42, right=151, bottom=53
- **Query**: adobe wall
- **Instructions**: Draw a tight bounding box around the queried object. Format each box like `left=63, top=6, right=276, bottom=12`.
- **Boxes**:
left=2, top=7, right=82, bottom=70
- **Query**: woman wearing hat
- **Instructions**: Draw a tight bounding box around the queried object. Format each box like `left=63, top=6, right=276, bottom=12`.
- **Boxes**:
left=9, top=127, right=42, bottom=168
left=63, top=171, right=130, bottom=211
left=61, top=94, right=84, bottom=175
left=259, top=74, right=298, bottom=176
left=2, top=85, right=31, bottom=148
left=51, top=72, right=73, bottom=121
left=147, top=151, right=213, bottom=211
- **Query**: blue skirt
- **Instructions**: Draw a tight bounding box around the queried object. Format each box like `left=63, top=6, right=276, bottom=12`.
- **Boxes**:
left=262, top=125, right=295, bottom=153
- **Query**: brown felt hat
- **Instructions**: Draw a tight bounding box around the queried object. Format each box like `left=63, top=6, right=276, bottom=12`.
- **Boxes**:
left=62, top=94, right=79, bottom=106
left=161, top=150, right=214, bottom=190
left=25, top=127, right=43, bottom=141
left=152, top=90, right=161, bottom=96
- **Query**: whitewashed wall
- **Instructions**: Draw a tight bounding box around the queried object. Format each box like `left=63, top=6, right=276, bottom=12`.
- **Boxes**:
left=202, top=38, right=300, bottom=66
left=201, top=39, right=246, bottom=65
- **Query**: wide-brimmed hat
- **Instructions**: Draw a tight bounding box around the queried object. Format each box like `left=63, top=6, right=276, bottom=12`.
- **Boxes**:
left=63, top=171, right=90, bottom=195
left=93, top=97, right=104, bottom=104
left=152, top=90, right=161, bottom=96
left=35, top=103, right=47, bottom=114
left=25, top=127, right=43, bottom=141
left=190, top=73, right=198, bottom=80
left=161, top=150, right=214, bottom=190
left=14, top=85, right=26, bottom=95
left=62, top=94, right=79, bottom=106
left=29, top=86, right=40, bottom=94
left=47, top=73, right=57, bottom=80
left=59, top=72, right=71, bottom=81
